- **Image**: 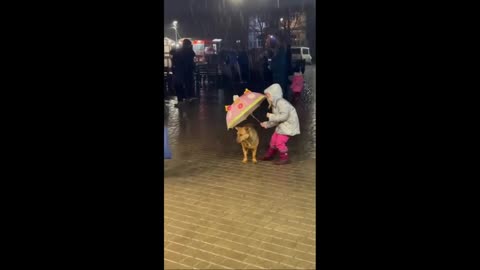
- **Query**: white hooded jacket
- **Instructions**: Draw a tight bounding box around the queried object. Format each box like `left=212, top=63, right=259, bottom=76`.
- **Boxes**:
left=264, top=84, right=300, bottom=136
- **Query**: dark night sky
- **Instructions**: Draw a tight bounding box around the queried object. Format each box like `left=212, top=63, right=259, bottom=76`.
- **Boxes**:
left=164, top=0, right=314, bottom=17
left=164, top=0, right=315, bottom=41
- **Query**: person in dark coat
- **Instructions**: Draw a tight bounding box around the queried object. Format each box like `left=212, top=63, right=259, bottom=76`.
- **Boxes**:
left=286, top=44, right=293, bottom=83
left=262, top=49, right=273, bottom=89
left=269, top=37, right=289, bottom=101
left=181, top=39, right=196, bottom=100
left=226, top=49, right=241, bottom=83
left=169, top=47, right=179, bottom=100
left=237, top=46, right=249, bottom=84
left=175, top=39, right=196, bottom=107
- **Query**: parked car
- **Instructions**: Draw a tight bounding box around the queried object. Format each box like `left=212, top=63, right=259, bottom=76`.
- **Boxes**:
left=292, top=46, right=312, bottom=64
left=291, top=46, right=312, bottom=74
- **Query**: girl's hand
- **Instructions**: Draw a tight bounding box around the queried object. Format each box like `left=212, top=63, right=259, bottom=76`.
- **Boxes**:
left=260, top=122, right=268, bottom=129
left=266, top=113, right=273, bottom=118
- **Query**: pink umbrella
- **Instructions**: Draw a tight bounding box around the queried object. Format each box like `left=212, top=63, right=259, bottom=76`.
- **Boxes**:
left=226, top=89, right=266, bottom=129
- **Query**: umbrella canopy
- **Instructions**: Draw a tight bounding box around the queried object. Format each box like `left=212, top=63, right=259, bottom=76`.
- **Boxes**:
left=226, top=89, right=266, bottom=129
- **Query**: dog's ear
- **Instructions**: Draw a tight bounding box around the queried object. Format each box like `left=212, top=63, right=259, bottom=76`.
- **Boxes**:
left=244, top=126, right=250, bottom=131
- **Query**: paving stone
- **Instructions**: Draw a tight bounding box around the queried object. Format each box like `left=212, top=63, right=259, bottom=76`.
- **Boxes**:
left=194, top=260, right=211, bottom=269
left=165, top=259, right=190, bottom=270
left=219, top=258, right=248, bottom=270
left=295, top=242, right=316, bottom=254
left=243, top=255, right=279, bottom=269
left=164, top=70, right=316, bottom=269
left=165, top=249, right=188, bottom=262
left=293, top=250, right=316, bottom=264
left=295, top=260, right=316, bottom=269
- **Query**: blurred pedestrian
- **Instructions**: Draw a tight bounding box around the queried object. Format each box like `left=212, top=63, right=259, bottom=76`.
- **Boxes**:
left=237, top=46, right=249, bottom=84
left=219, top=49, right=231, bottom=88
left=262, top=50, right=273, bottom=89
left=285, top=43, right=293, bottom=102
left=286, top=43, right=293, bottom=79
left=169, top=47, right=180, bottom=102
left=227, top=49, right=241, bottom=83
left=182, top=39, right=197, bottom=101
left=175, top=39, right=196, bottom=107
left=290, top=65, right=304, bottom=104
left=268, top=36, right=289, bottom=101
left=248, top=49, right=258, bottom=84
left=169, top=47, right=177, bottom=74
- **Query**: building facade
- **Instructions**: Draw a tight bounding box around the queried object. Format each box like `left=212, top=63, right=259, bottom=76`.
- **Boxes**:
left=247, top=10, right=308, bottom=49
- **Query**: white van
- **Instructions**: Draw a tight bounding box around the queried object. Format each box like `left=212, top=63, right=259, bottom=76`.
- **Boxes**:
left=291, top=46, right=312, bottom=65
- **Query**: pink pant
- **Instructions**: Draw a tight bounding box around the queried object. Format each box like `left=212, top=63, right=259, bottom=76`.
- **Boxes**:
left=269, top=132, right=290, bottom=153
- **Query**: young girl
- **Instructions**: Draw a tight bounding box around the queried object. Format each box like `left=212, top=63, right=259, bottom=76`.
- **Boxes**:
left=290, top=66, right=304, bottom=103
left=260, top=83, right=300, bottom=165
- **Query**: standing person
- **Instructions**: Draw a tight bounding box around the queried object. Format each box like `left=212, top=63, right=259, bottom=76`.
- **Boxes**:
left=172, top=45, right=186, bottom=107
left=262, top=50, right=273, bottom=89
left=181, top=39, right=196, bottom=101
left=223, top=48, right=241, bottom=95
left=169, top=47, right=177, bottom=75
left=285, top=43, right=293, bottom=96
left=228, top=49, right=241, bottom=83
left=169, top=47, right=180, bottom=102
left=174, top=39, right=196, bottom=108
left=269, top=36, right=289, bottom=101
left=260, top=83, right=300, bottom=165
left=290, top=66, right=305, bottom=104
left=247, top=49, right=254, bottom=82
left=237, top=46, right=249, bottom=84
left=286, top=44, right=293, bottom=80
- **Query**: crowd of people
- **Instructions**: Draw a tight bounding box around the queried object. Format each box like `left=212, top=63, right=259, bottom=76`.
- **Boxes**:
left=259, top=35, right=304, bottom=103
left=214, top=35, right=303, bottom=103
left=167, top=34, right=304, bottom=107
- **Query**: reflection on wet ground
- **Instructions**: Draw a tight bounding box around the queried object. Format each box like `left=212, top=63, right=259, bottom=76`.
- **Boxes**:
left=164, top=66, right=317, bottom=269
left=165, top=65, right=315, bottom=161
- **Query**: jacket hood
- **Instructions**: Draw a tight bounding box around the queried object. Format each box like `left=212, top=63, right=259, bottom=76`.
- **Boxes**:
left=264, top=83, right=283, bottom=104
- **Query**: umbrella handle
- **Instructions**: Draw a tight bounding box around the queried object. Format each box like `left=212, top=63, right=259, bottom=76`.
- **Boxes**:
left=250, top=113, right=261, bottom=123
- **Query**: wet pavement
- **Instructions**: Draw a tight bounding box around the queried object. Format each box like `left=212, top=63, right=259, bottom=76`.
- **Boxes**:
left=165, top=65, right=316, bottom=160
left=164, top=65, right=316, bottom=269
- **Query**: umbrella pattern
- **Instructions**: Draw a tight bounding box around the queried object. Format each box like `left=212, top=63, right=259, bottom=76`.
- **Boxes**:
left=226, top=89, right=266, bottom=129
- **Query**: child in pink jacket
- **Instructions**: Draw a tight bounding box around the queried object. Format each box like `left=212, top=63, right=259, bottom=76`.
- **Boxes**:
left=290, top=70, right=304, bottom=103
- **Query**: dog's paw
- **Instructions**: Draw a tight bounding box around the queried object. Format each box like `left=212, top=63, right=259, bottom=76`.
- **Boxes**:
left=242, top=159, right=248, bottom=164
left=252, top=159, right=257, bottom=164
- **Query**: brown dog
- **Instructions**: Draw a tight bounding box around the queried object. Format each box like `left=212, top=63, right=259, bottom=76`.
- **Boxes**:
left=235, top=124, right=259, bottom=164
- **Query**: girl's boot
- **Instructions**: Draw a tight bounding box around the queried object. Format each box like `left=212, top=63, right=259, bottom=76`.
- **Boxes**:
left=261, top=148, right=277, bottom=161
left=274, top=151, right=290, bottom=165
